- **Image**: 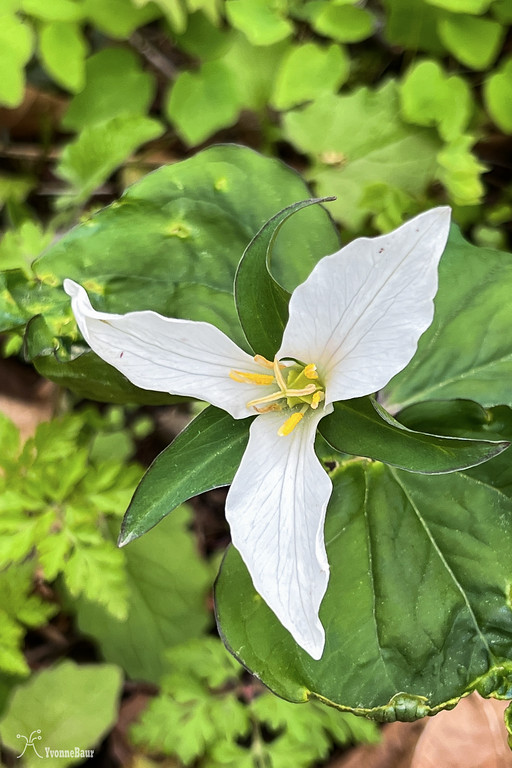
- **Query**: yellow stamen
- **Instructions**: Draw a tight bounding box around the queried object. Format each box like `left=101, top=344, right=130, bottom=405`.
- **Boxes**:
left=310, top=391, right=324, bottom=409
left=285, top=384, right=317, bottom=397
left=229, top=370, right=275, bottom=385
left=254, top=354, right=284, bottom=370
left=278, top=411, right=304, bottom=436
left=247, top=391, right=287, bottom=408
left=273, top=357, right=287, bottom=392
left=304, top=364, right=319, bottom=379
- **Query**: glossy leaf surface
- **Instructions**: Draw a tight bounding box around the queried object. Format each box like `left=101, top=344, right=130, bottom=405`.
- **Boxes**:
left=382, top=227, right=512, bottom=412
left=1, top=145, right=339, bottom=403
left=119, top=406, right=250, bottom=546
left=235, top=197, right=335, bottom=360
left=216, top=461, right=512, bottom=718
left=319, top=397, right=509, bottom=474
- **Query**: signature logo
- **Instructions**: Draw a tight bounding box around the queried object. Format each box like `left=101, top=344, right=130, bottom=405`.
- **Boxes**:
left=16, top=730, right=43, bottom=758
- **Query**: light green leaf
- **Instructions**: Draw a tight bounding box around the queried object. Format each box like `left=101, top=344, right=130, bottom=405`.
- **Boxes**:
left=38, top=21, right=87, bottom=92
left=119, top=406, right=250, bottom=545
left=62, top=48, right=156, bottom=130
left=166, top=60, right=240, bottom=146
left=56, top=114, right=163, bottom=203
left=400, top=59, right=472, bottom=141
left=310, top=3, right=375, bottom=43
left=382, top=227, right=512, bottom=411
left=0, top=661, right=122, bottom=768
left=492, top=0, right=512, bottom=22
left=74, top=508, right=212, bottom=683
left=271, top=42, right=349, bottom=110
left=424, top=0, right=493, bottom=11
left=484, top=57, right=512, bottom=134
left=0, top=221, right=53, bottom=276
left=21, top=0, right=84, bottom=21
left=222, top=33, right=289, bottom=112
left=0, top=12, right=33, bottom=107
left=436, top=135, right=486, bottom=206
left=438, top=14, right=504, bottom=70
left=216, top=461, right=512, bottom=716
left=359, top=182, right=418, bottom=233
left=225, top=0, right=293, bottom=45
left=82, top=0, right=159, bottom=37
left=283, top=81, right=440, bottom=229
left=382, top=0, right=445, bottom=55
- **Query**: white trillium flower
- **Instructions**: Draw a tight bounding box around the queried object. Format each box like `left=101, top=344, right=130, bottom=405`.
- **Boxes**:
left=64, top=206, right=451, bottom=660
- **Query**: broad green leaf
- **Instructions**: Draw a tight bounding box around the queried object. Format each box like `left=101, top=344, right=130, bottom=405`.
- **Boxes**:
left=310, top=3, right=375, bottom=43
left=283, top=81, right=440, bottom=229
left=0, top=12, right=33, bottom=107
left=166, top=60, right=241, bottom=146
left=425, top=0, right=493, bottom=11
left=12, top=145, right=339, bottom=402
left=38, top=21, right=87, bottom=93
left=484, top=57, right=512, bottom=134
left=62, top=48, right=156, bottom=130
left=74, top=508, right=212, bottom=683
left=235, top=198, right=336, bottom=360
left=216, top=461, right=512, bottom=716
left=0, top=661, right=122, bottom=768
left=0, top=221, right=53, bottom=276
left=382, top=0, right=445, bottom=55
left=271, top=42, right=349, bottom=110
left=382, top=227, right=512, bottom=411
left=319, top=397, right=508, bottom=474
left=225, top=0, right=293, bottom=45
left=22, top=0, right=84, bottom=21
left=359, top=182, right=418, bottom=233
left=222, top=33, right=289, bottom=113
left=438, top=14, right=504, bottom=70
left=56, top=114, right=164, bottom=203
left=398, top=399, right=512, bottom=441
left=174, top=9, right=231, bottom=59
left=119, top=406, right=251, bottom=545
left=83, top=0, right=159, bottom=37
left=137, top=0, right=187, bottom=31
left=436, top=135, right=486, bottom=206
left=493, top=0, right=512, bottom=22
left=399, top=59, right=472, bottom=141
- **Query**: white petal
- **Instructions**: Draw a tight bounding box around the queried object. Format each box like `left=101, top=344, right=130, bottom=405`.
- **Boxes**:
left=64, top=279, right=274, bottom=419
left=225, top=405, right=333, bottom=659
left=278, top=208, right=451, bottom=404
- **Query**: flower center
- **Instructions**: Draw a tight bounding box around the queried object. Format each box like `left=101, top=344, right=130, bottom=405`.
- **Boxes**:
left=229, top=355, right=325, bottom=436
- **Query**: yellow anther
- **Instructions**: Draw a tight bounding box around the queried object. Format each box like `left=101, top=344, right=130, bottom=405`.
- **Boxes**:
left=253, top=403, right=282, bottom=413
left=278, top=411, right=304, bottom=437
left=229, top=370, right=275, bottom=385
left=254, top=354, right=284, bottom=370
left=310, top=391, right=324, bottom=409
left=304, top=364, right=319, bottom=379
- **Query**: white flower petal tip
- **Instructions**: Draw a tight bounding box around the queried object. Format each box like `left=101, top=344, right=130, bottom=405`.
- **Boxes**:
left=279, top=206, right=452, bottom=404
left=225, top=408, right=332, bottom=661
left=63, top=279, right=270, bottom=418
left=63, top=278, right=81, bottom=297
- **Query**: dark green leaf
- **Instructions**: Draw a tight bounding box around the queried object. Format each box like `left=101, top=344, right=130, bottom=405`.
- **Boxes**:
left=216, top=462, right=512, bottom=717
left=382, top=227, right=512, bottom=411
left=119, top=407, right=251, bottom=546
left=235, top=197, right=335, bottom=359
left=319, top=397, right=509, bottom=474
left=7, top=145, right=339, bottom=402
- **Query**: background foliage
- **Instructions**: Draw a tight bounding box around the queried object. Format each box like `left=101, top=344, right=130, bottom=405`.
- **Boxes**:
left=1, top=0, right=512, bottom=765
